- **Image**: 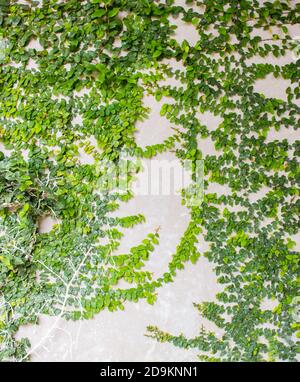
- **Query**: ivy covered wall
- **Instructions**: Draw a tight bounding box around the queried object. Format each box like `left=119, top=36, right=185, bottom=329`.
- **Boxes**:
left=0, top=0, right=299, bottom=362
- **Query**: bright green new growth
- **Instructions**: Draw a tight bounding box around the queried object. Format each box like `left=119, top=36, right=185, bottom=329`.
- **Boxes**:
left=0, top=0, right=299, bottom=362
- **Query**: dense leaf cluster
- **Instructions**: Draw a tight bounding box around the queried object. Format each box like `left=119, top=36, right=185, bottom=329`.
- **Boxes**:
left=0, top=0, right=299, bottom=362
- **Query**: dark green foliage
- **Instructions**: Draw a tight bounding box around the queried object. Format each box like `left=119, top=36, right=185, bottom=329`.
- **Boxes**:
left=146, top=0, right=300, bottom=362
left=0, top=0, right=299, bottom=362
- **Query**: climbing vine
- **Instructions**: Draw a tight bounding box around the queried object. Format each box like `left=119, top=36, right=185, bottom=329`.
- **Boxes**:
left=146, top=0, right=300, bottom=362
left=0, top=0, right=299, bottom=362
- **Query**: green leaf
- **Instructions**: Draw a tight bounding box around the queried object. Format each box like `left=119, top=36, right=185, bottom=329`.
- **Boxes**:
left=108, top=8, right=119, bottom=18
left=91, top=9, right=106, bottom=18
